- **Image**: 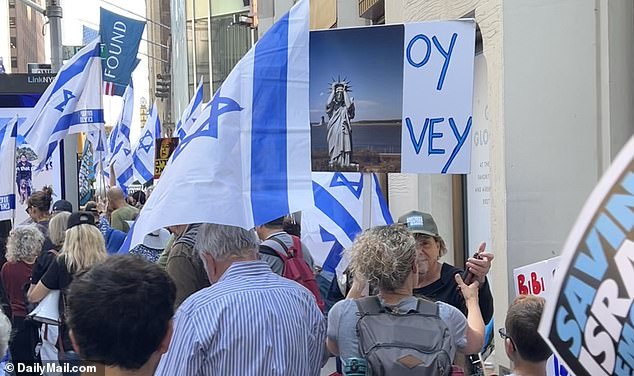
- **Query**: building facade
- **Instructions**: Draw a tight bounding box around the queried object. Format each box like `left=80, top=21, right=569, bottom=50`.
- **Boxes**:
left=147, top=0, right=173, bottom=136
left=4, top=0, right=45, bottom=73
left=169, top=2, right=634, bottom=372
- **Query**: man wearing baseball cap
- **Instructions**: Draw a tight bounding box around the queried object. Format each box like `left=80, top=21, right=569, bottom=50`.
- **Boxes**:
left=51, top=200, right=73, bottom=215
left=397, top=210, right=494, bottom=324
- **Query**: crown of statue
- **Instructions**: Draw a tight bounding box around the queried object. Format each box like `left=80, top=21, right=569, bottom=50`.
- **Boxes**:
left=330, top=76, right=352, bottom=92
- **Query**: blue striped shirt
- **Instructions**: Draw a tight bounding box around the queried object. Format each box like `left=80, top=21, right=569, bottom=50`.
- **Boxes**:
left=155, top=260, right=326, bottom=376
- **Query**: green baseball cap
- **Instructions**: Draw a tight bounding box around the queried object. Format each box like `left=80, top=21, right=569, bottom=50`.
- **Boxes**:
left=397, top=210, right=439, bottom=237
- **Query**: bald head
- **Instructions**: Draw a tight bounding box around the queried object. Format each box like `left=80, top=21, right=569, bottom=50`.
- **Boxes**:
left=107, top=187, right=126, bottom=209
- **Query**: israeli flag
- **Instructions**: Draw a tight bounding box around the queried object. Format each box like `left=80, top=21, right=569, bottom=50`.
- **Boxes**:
left=108, top=84, right=134, bottom=193
left=173, top=77, right=204, bottom=140
left=86, top=125, right=107, bottom=171
left=0, top=117, right=18, bottom=221
left=19, top=39, right=104, bottom=169
left=302, top=172, right=393, bottom=275
left=132, top=101, right=160, bottom=184
left=122, top=0, right=312, bottom=250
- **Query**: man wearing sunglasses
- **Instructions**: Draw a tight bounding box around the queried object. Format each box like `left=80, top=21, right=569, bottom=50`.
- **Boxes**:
left=500, top=295, right=552, bottom=376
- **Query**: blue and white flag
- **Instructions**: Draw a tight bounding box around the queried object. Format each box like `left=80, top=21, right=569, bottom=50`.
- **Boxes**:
left=108, top=84, right=134, bottom=193
left=100, top=8, right=146, bottom=96
left=19, top=39, right=104, bottom=169
left=132, top=101, right=160, bottom=184
left=0, top=117, right=18, bottom=221
left=123, top=0, right=312, bottom=250
left=302, top=172, right=393, bottom=275
left=86, top=125, right=107, bottom=171
left=173, top=77, right=204, bottom=140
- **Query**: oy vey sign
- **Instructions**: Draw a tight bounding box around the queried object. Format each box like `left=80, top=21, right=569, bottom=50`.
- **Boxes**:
left=401, top=20, right=476, bottom=174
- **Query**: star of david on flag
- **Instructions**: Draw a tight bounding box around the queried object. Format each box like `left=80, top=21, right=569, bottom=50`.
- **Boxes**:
left=121, top=0, right=313, bottom=251
left=19, top=39, right=104, bottom=169
left=301, top=172, right=393, bottom=275
left=132, top=101, right=160, bottom=184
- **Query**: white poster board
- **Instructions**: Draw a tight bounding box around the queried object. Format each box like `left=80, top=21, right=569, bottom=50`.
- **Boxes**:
left=0, top=108, right=63, bottom=225
left=513, top=257, right=570, bottom=376
left=401, top=20, right=476, bottom=174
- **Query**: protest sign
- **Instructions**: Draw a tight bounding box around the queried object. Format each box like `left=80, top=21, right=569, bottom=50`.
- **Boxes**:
left=514, top=257, right=569, bottom=376
left=0, top=108, right=63, bottom=225
left=539, top=135, right=634, bottom=376
left=309, top=20, right=475, bottom=174
left=154, top=137, right=178, bottom=179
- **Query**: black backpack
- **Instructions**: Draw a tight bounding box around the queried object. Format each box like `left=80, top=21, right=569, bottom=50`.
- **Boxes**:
left=355, top=296, right=454, bottom=376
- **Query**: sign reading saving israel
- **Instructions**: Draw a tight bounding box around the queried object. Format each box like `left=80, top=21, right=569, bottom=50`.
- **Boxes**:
left=99, top=8, right=145, bottom=96
left=538, top=135, right=634, bottom=376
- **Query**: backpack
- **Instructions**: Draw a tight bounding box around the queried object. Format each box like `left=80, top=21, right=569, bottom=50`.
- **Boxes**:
left=355, top=296, right=454, bottom=376
left=260, top=235, right=325, bottom=312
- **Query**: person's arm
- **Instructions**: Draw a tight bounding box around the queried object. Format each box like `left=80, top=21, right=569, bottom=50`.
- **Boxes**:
left=454, top=274, right=484, bottom=354
left=325, top=300, right=344, bottom=357
left=166, top=249, right=204, bottom=307
left=29, top=258, right=59, bottom=303
left=477, top=279, right=494, bottom=323
left=465, top=246, right=495, bottom=323
left=28, top=281, right=51, bottom=303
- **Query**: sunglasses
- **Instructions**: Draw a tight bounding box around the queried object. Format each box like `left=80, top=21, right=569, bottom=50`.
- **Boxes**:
left=498, top=328, right=516, bottom=351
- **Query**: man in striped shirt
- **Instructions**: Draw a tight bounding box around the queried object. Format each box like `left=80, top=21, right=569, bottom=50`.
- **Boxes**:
left=155, top=223, right=326, bottom=376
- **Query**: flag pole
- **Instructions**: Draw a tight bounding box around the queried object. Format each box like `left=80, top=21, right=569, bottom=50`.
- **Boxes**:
left=10, top=118, right=17, bottom=228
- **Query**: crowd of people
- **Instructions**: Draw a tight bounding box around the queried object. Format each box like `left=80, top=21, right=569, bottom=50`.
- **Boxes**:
left=0, top=186, right=554, bottom=376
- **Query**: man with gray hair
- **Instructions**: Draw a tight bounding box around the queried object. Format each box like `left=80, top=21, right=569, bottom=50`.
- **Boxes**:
left=155, top=223, right=326, bottom=376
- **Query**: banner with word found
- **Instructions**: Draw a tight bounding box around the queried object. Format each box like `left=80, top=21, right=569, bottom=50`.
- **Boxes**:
left=514, top=257, right=569, bottom=376
left=539, top=135, right=634, bottom=376
left=100, top=8, right=145, bottom=96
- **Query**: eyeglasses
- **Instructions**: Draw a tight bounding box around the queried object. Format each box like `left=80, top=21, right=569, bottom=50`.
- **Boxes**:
left=25, top=206, right=32, bottom=214
left=498, top=328, right=516, bottom=351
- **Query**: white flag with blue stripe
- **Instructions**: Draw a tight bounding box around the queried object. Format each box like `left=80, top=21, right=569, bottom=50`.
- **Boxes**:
left=301, top=172, right=394, bottom=274
left=0, top=117, right=18, bottom=221
left=132, top=101, right=160, bottom=184
left=123, top=0, right=312, bottom=250
left=19, top=39, right=103, bottom=169
left=87, top=124, right=107, bottom=172
left=108, top=84, right=134, bottom=193
left=173, top=77, right=204, bottom=140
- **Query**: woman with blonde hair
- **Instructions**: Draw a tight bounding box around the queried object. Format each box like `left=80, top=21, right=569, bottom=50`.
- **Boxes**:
left=30, top=211, right=70, bottom=292
left=1, top=226, right=44, bottom=375
left=326, top=225, right=485, bottom=375
left=28, top=212, right=107, bottom=375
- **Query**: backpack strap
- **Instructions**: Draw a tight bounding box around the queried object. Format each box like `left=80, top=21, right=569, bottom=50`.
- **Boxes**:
left=355, top=296, right=385, bottom=315
left=415, top=298, right=439, bottom=316
left=260, top=235, right=296, bottom=259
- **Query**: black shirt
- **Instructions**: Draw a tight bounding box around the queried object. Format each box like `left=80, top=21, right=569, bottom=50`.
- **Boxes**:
left=413, top=262, right=494, bottom=323
left=40, top=255, right=74, bottom=351
left=30, top=248, right=59, bottom=285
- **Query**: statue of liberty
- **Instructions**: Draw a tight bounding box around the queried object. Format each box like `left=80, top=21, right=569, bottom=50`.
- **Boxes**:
left=326, top=78, right=355, bottom=167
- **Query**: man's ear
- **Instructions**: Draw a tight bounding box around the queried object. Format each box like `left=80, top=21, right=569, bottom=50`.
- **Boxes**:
left=69, top=329, right=81, bottom=355
left=158, top=319, right=174, bottom=354
left=504, top=337, right=515, bottom=359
